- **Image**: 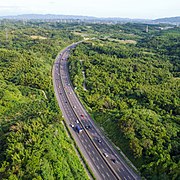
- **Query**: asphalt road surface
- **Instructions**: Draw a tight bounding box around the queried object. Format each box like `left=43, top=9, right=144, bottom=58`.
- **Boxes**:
left=52, top=42, right=141, bottom=180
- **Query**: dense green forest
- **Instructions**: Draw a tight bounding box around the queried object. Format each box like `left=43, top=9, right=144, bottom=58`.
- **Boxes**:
left=0, top=21, right=88, bottom=179
left=68, top=24, right=180, bottom=179
left=0, top=20, right=179, bottom=180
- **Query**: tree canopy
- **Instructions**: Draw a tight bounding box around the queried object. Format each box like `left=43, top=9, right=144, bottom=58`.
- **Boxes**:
left=0, top=20, right=88, bottom=180
left=68, top=23, right=180, bottom=179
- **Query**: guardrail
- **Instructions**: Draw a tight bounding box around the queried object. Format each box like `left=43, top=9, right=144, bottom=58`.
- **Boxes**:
left=58, top=44, right=121, bottom=180
left=53, top=48, right=96, bottom=180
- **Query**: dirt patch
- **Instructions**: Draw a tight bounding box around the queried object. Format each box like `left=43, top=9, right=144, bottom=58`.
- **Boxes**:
left=30, top=35, right=47, bottom=40
left=108, top=38, right=137, bottom=44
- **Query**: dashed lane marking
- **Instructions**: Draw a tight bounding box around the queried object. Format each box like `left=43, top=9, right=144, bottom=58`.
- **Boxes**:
left=102, top=174, right=106, bottom=179
left=101, top=164, right=104, bottom=169
left=106, top=172, right=110, bottom=177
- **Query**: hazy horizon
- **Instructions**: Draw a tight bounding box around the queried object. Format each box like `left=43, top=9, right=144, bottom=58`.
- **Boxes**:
left=0, top=13, right=180, bottom=20
left=0, top=0, right=179, bottom=19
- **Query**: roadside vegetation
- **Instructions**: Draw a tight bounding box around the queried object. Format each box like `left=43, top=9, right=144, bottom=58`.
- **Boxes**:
left=0, top=20, right=88, bottom=180
left=0, top=20, right=179, bottom=180
left=68, top=24, right=180, bottom=179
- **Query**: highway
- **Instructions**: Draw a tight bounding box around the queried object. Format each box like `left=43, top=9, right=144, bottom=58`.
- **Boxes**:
left=52, top=42, right=141, bottom=180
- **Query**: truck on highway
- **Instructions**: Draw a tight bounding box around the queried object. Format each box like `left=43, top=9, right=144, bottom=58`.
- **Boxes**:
left=76, top=125, right=83, bottom=133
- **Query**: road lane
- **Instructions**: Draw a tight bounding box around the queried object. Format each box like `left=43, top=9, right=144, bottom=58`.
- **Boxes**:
left=53, top=42, right=141, bottom=180
left=53, top=46, right=118, bottom=180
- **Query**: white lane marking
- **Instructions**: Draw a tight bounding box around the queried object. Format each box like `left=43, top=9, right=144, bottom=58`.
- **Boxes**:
left=85, top=139, right=87, bottom=142
left=96, top=157, right=99, bottom=161
left=59, top=57, right=137, bottom=180
left=128, top=175, right=131, bottom=179
left=96, top=165, right=100, bottom=169
left=121, top=167, right=125, bottom=172
left=106, top=172, right=110, bottom=177
left=92, top=150, right=95, bottom=154
left=102, top=174, right=105, bottom=178
left=124, top=177, right=127, bottom=180
left=101, top=164, right=104, bottom=169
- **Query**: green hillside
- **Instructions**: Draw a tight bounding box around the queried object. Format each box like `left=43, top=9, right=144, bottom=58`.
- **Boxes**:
left=68, top=24, right=180, bottom=179
left=0, top=21, right=88, bottom=180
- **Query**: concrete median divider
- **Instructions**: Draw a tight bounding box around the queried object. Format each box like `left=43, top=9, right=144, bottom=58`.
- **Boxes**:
left=57, top=44, right=121, bottom=180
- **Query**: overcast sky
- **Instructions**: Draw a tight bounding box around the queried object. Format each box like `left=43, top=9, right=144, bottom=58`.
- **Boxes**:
left=0, top=0, right=179, bottom=19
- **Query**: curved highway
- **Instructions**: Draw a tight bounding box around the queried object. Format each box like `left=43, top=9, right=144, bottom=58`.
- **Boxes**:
left=52, top=42, right=141, bottom=180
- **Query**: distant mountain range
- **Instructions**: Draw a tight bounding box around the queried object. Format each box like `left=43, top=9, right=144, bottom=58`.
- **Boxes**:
left=153, top=16, right=180, bottom=23
left=0, top=14, right=179, bottom=24
left=0, top=14, right=96, bottom=20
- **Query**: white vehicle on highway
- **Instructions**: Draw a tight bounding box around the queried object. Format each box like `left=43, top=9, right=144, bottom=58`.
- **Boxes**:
left=70, top=124, right=74, bottom=128
left=103, top=152, right=108, bottom=158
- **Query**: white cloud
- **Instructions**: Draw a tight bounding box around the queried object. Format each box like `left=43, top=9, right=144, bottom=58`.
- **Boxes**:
left=0, top=0, right=179, bottom=18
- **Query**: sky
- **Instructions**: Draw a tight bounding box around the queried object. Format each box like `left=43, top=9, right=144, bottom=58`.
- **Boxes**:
left=0, top=0, right=179, bottom=19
